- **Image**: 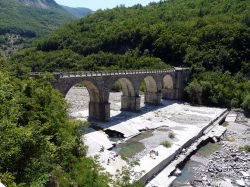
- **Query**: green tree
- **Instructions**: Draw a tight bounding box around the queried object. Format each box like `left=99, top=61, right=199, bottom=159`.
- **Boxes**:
left=185, top=79, right=203, bottom=105
left=0, top=67, right=111, bottom=186
left=242, top=94, right=250, bottom=114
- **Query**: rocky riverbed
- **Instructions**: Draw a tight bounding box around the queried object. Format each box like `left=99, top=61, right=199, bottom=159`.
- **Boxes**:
left=66, top=86, right=250, bottom=186
left=66, top=86, right=231, bottom=185
left=175, top=111, right=250, bottom=187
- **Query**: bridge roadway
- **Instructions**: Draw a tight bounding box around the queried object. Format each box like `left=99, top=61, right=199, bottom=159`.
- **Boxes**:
left=33, top=67, right=190, bottom=121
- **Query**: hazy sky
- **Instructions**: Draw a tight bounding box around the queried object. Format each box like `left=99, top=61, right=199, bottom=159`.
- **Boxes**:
left=55, top=0, right=159, bottom=10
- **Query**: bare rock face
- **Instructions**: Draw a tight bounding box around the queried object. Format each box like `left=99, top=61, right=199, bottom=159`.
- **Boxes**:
left=17, top=0, right=58, bottom=8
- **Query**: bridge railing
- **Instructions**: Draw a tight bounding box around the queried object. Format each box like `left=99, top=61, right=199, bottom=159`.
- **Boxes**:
left=59, top=68, right=177, bottom=78
left=31, top=68, right=189, bottom=78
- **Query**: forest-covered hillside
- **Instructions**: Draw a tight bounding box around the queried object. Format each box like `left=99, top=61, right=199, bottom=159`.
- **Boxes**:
left=0, top=0, right=74, bottom=56
left=12, top=0, right=250, bottom=109
left=13, top=0, right=250, bottom=73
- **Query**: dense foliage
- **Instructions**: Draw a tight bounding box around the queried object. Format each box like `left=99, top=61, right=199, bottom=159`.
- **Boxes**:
left=12, top=0, right=250, bottom=73
left=13, top=49, right=170, bottom=71
left=11, top=0, right=250, bottom=109
left=185, top=71, right=250, bottom=109
left=0, top=58, right=112, bottom=186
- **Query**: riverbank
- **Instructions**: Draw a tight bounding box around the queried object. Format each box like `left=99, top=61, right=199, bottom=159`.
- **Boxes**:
left=146, top=109, right=228, bottom=186
left=175, top=111, right=250, bottom=187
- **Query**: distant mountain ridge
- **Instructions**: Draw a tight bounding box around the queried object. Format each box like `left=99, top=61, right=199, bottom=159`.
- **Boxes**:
left=0, top=0, right=74, bottom=56
left=62, top=5, right=93, bottom=18
left=17, top=0, right=58, bottom=8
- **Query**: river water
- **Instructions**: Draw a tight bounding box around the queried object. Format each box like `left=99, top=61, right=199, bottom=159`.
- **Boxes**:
left=172, top=142, right=222, bottom=186
left=111, top=127, right=174, bottom=160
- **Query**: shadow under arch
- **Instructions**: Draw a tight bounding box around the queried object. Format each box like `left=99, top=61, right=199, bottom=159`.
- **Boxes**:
left=109, top=78, right=140, bottom=111
left=144, top=76, right=158, bottom=93
left=117, top=78, right=135, bottom=97
left=65, top=80, right=103, bottom=120
left=65, top=80, right=101, bottom=103
left=142, top=75, right=162, bottom=105
left=80, top=80, right=101, bottom=103
left=162, top=74, right=175, bottom=99
left=163, top=74, right=174, bottom=90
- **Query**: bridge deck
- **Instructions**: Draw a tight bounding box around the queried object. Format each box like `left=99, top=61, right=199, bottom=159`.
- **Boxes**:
left=31, top=67, right=189, bottom=78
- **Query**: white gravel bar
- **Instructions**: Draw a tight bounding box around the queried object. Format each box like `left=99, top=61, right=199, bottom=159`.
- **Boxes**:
left=66, top=87, right=228, bottom=185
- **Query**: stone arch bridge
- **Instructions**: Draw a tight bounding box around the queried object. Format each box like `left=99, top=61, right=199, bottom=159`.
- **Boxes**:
left=37, top=68, right=190, bottom=121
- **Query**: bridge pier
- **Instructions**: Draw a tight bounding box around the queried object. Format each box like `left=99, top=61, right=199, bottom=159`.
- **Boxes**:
left=89, top=102, right=110, bottom=121
left=145, top=92, right=162, bottom=105
left=121, top=95, right=141, bottom=111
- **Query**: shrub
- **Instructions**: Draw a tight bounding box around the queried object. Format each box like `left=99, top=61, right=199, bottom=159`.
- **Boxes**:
left=168, top=132, right=175, bottom=139
left=111, top=81, right=122, bottom=92
left=161, top=141, right=172, bottom=148
left=239, top=145, right=250, bottom=152
left=242, top=94, right=250, bottom=113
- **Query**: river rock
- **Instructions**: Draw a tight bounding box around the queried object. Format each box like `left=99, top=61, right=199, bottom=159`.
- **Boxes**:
left=236, top=179, right=246, bottom=186
left=202, top=176, right=207, bottom=181
left=173, top=168, right=182, bottom=176
left=240, top=171, right=250, bottom=177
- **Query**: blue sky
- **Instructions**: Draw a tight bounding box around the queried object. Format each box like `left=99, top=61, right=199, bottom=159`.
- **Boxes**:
left=55, top=0, right=159, bottom=10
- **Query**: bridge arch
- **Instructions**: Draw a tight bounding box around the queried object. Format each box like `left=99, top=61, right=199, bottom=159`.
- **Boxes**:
left=64, top=79, right=110, bottom=121
left=141, top=76, right=162, bottom=105
left=109, top=77, right=140, bottom=111
left=144, top=76, right=158, bottom=93
left=81, top=80, right=101, bottom=103
left=65, top=80, right=101, bottom=103
left=162, top=74, right=175, bottom=100
left=116, top=78, right=135, bottom=97
left=163, top=75, right=174, bottom=90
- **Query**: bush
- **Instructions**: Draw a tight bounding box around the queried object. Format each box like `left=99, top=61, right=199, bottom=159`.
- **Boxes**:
left=185, top=79, right=202, bottom=105
left=239, top=145, right=250, bottom=152
left=242, top=95, right=250, bottom=113
left=231, top=98, right=239, bottom=108
left=140, top=81, right=146, bottom=93
left=111, top=81, right=122, bottom=92
left=168, top=132, right=175, bottom=139
left=161, top=141, right=172, bottom=148
left=185, top=71, right=250, bottom=108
